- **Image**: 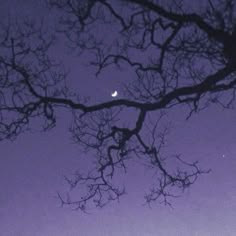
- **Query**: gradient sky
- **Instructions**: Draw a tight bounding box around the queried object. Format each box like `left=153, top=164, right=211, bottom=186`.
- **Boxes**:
left=1, top=1, right=236, bottom=236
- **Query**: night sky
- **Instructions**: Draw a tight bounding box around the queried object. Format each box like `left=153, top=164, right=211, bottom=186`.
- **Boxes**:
left=1, top=1, right=236, bottom=235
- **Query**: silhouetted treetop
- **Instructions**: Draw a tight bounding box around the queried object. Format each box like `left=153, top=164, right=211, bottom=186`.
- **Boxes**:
left=1, top=0, right=235, bottom=211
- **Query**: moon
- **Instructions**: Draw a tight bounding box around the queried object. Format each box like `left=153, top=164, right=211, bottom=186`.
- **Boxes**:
left=111, top=90, right=118, bottom=97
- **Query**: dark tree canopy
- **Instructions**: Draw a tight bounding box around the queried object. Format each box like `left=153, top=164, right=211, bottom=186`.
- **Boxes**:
left=1, top=0, right=236, bottom=211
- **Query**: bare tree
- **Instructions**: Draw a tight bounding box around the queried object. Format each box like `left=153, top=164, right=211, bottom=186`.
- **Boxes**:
left=1, top=0, right=236, bottom=211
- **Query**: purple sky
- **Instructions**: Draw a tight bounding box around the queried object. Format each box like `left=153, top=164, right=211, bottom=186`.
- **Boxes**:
left=1, top=1, right=236, bottom=235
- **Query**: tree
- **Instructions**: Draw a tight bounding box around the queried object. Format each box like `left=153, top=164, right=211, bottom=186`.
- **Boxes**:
left=0, top=0, right=235, bottom=212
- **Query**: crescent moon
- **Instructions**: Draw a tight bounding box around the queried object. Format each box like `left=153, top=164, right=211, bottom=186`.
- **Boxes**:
left=111, top=90, right=118, bottom=97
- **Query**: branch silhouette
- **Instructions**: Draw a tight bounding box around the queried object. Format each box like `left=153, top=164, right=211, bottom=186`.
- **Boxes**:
left=1, top=0, right=236, bottom=211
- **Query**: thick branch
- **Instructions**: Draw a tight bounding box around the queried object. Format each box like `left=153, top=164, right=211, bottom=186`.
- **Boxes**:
left=127, top=0, right=230, bottom=44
